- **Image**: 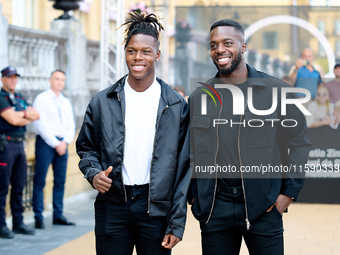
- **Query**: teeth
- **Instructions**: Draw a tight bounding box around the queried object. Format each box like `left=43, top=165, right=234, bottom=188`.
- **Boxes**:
left=133, top=66, right=144, bottom=70
left=218, top=58, right=230, bottom=62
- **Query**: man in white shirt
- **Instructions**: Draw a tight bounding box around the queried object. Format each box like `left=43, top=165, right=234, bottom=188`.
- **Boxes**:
left=32, top=70, right=75, bottom=229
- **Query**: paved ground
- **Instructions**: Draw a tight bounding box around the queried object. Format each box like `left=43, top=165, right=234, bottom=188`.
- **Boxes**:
left=1, top=190, right=340, bottom=255
left=0, top=190, right=96, bottom=255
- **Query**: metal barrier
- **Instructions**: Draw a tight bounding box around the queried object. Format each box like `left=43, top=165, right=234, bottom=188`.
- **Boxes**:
left=22, top=162, right=35, bottom=211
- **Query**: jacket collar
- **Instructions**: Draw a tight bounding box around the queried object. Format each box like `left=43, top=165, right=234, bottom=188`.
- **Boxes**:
left=106, top=74, right=181, bottom=106
left=214, top=64, right=266, bottom=88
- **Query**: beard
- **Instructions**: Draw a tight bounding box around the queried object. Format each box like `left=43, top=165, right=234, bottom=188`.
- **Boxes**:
left=214, top=50, right=242, bottom=76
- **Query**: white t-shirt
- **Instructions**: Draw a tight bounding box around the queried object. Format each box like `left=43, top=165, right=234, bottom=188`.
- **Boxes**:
left=122, top=77, right=161, bottom=185
left=306, top=101, right=338, bottom=129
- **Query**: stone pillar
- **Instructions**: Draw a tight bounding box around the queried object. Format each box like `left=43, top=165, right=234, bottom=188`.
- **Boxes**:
left=51, top=19, right=90, bottom=127
left=0, top=4, right=9, bottom=71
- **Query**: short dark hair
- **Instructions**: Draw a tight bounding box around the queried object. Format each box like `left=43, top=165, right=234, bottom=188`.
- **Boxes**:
left=51, top=69, right=65, bottom=77
left=120, top=11, right=165, bottom=49
left=210, top=19, right=244, bottom=37
left=334, top=63, right=340, bottom=69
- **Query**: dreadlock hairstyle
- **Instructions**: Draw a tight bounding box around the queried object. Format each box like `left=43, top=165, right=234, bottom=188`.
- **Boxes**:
left=120, top=11, right=165, bottom=49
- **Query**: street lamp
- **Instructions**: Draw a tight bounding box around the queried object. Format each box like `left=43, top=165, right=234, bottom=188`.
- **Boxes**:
left=49, top=0, right=83, bottom=20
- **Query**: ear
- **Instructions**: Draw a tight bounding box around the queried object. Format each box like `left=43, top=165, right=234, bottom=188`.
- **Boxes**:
left=156, top=50, right=161, bottom=62
left=242, top=42, right=247, bottom=54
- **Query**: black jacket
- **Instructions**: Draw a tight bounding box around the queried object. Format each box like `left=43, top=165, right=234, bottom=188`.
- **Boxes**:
left=76, top=75, right=190, bottom=239
left=189, top=65, right=311, bottom=228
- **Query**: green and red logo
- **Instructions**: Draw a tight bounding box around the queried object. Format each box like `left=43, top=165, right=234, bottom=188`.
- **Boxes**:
left=197, top=82, right=222, bottom=106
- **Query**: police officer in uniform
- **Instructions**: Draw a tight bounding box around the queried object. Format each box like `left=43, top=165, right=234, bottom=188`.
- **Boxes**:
left=0, top=66, right=40, bottom=238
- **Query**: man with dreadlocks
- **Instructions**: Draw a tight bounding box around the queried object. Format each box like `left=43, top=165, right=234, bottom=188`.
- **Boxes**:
left=76, top=12, right=190, bottom=255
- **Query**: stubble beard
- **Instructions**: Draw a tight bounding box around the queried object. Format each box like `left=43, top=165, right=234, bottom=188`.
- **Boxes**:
left=214, top=51, right=242, bottom=76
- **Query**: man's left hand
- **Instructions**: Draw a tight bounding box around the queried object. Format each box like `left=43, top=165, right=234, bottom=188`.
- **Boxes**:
left=162, top=234, right=181, bottom=249
left=55, top=141, right=67, bottom=156
left=266, top=194, right=293, bottom=215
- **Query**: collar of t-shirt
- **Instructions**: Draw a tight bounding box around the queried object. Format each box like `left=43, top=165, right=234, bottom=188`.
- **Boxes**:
left=124, top=76, right=159, bottom=101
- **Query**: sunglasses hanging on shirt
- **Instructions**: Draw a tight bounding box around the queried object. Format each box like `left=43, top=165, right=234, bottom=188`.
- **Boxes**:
left=8, top=93, right=17, bottom=106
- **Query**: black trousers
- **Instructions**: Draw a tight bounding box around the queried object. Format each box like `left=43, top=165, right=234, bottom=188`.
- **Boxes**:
left=95, top=184, right=171, bottom=255
left=200, top=185, right=283, bottom=255
left=0, top=142, right=27, bottom=228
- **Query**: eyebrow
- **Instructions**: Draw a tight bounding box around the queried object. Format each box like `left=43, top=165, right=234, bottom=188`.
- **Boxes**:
left=210, top=38, right=234, bottom=44
left=126, top=46, right=153, bottom=50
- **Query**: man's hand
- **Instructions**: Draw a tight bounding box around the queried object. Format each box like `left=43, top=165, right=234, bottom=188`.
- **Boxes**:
left=93, top=166, right=113, bottom=193
left=55, top=141, right=67, bottom=156
left=295, top=58, right=305, bottom=70
left=266, top=194, right=293, bottom=215
left=162, top=234, right=181, bottom=249
left=25, top=106, right=40, bottom=120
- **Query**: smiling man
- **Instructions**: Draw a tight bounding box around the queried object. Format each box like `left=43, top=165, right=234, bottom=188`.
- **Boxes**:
left=76, top=12, right=190, bottom=255
left=189, top=19, right=311, bottom=255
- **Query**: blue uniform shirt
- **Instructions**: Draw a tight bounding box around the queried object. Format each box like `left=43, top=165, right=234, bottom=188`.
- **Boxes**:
left=294, top=66, right=322, bottom=98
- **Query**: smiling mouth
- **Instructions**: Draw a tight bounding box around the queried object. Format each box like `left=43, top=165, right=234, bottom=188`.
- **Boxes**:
left=217, top=57, right=231, bottom=65
left=132, top=65, right=145, bottom=71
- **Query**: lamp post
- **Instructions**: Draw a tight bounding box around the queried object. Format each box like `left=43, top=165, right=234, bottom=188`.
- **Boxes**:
left=50, top=0, right=83, bottom=20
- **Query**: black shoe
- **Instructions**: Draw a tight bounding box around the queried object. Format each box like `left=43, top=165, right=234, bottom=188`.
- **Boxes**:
left=0, top=226, right=14, bottom=238
left=13, top=224, right=35, bottom=235
left=53, top=216, right=75, bottom=226
left=35, top=219, right=45, bottom=229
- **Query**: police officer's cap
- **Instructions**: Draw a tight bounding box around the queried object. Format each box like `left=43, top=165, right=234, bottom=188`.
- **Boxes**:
left=1, top=66, right=21, bottom=77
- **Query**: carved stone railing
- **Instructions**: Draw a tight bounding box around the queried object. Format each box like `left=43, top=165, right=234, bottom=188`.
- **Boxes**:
left=86, top=39, right=101, bottom=97
left=8, top=25, right=67, bottom=101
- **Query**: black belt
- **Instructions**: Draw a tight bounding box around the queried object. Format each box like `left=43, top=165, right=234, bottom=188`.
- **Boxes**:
left=124, top=184, right=149, bottom=191
left=124, top=184, right=149, bottom=196
left=0, top=134, right=24, bottom=143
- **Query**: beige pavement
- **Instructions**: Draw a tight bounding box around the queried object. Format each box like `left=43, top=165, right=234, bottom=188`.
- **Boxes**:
left=45, top=203, right=340, bottom=255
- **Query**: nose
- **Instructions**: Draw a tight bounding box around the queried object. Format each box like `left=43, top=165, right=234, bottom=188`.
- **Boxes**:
left=216, top=43, right=226, bottom=54
left=135, top=51, right=143, bottom=60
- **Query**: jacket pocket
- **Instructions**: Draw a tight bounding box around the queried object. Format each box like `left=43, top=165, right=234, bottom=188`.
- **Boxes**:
left=191, top=115, right=212, bottom=152
left=244, top=111, right=278, bottom=149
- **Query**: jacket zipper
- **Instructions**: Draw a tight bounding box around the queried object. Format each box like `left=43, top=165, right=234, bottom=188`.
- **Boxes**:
left=238, top=100, right=251, bottom=230
left=205, top=92, right=223, bottom=224
left=147, top=104, right=169, bottom=214
left=117, top=93, right=127, bottom=203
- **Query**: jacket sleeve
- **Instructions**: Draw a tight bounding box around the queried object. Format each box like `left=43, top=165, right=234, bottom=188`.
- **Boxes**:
left=280, top=93, right=311, bottom=200
left=76, top=98, right=103, bottom=187
left=165, top=100, right=191, bottom=240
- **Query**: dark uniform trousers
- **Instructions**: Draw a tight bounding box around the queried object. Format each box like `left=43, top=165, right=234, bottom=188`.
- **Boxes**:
left=0, top=142, right=27, bottom=228
left=200, top=185, right=284, bottom=255
left=95, top=184, right=171, bottom=255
